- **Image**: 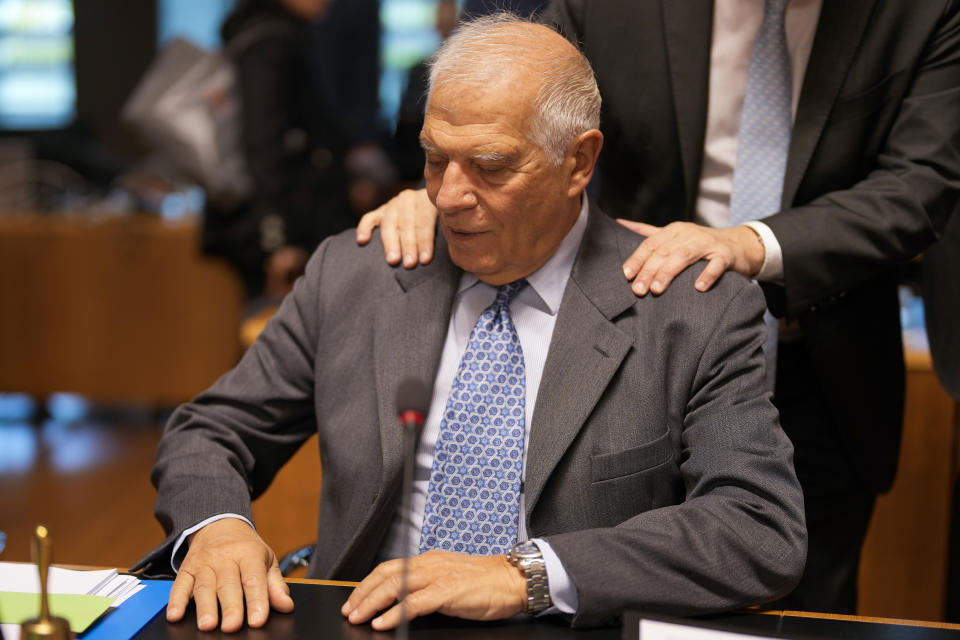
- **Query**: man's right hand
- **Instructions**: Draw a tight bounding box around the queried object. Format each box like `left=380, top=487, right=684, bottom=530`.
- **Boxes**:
left=355, top=188, right=438, bottom=268
left=166, top=518, right=294, bottom=633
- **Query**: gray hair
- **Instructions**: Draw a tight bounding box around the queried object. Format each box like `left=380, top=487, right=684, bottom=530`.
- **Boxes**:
left=426, top=13, right=601, bottom=166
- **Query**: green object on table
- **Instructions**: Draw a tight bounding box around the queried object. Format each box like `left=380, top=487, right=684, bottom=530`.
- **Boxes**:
left=0, top=591, right=113, bottom=633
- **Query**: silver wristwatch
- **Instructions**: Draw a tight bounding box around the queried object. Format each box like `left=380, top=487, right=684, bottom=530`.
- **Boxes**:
left=507, top=540, right=552, bottom=614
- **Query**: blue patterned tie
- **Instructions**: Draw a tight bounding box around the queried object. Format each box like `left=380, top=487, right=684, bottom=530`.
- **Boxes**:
left=728, top=0, right=791, bottom=391
left=419, top=280, right=527, bottom=555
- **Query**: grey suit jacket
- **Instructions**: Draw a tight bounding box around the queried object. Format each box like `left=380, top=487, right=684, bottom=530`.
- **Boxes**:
left=141, top=204, right=806, bottom=626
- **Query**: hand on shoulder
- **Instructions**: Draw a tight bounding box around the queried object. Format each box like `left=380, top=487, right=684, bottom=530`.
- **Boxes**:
left=618, top=220, right=765, bottom=296
left=356, top=188, right=439, bottom=268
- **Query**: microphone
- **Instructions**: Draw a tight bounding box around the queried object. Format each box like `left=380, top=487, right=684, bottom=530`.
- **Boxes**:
left=395, top=378, right=429, bottom=640
left=397, top=378, right=429, bottom=433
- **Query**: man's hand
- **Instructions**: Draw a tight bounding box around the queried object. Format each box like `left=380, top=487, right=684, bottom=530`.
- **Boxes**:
left=355, top=188, right=438, bottom=268
left=166, top=518, right=294, bottom=633
left=617, top=220, right=765, bottom=295
left=340, top=551, right=527, bottom=630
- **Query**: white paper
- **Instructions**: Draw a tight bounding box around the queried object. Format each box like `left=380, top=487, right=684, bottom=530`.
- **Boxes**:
left=0, top=562, right=143, bottom=640
left=640, top=618, right=771, bottom=640
left=0, top=563, right=117, bottom=595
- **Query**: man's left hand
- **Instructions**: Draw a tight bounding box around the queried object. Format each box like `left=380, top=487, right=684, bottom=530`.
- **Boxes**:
left=618, top=220, right=765, bottom=295
left=341, top=551, right=527, bottom=630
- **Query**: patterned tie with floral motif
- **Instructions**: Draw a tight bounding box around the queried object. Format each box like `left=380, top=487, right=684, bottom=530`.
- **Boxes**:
left=419, top=280, right=527, bottom=555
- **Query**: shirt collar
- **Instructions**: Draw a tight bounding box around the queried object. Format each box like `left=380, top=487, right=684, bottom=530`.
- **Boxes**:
left=456, top=196, right=589, bottom=316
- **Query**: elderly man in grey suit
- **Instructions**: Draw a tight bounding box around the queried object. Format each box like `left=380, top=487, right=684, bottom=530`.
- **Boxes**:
left=140, top=15, right=806, bottom=633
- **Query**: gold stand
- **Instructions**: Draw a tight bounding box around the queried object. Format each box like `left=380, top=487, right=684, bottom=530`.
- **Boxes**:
left=20, top=525, right=70, bottom=640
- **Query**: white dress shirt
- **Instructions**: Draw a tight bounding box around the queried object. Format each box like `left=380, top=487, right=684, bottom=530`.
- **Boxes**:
left=696, top=0, right=822, bottom=283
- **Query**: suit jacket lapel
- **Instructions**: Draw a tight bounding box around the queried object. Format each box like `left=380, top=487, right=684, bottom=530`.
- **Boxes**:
left=373, top=230, right=459, bottom=489
left=334, top=233, right=457, bottom=576
left=661, top=0, right=714, bottom=216
left=784, top=0, right=878, bottom=207
left=525, top=205, right=637, bottom=518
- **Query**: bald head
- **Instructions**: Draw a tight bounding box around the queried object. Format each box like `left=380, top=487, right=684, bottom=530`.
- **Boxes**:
left=427, top=13, right=601, bottom=166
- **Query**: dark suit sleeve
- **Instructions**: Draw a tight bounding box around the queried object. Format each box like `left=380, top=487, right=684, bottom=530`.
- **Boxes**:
left=763, top=3, right=960, bottom=316
left=136, top=240, right=332, bottom=569
left=543, top=277, right=806, bottom=627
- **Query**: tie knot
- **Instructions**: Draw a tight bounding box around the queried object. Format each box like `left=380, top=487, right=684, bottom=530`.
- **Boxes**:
left=495, top=279, right=527, bottom=307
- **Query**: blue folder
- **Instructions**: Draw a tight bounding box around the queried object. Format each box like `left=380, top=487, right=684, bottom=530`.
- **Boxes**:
left=80, top=579, right=171, bottom=640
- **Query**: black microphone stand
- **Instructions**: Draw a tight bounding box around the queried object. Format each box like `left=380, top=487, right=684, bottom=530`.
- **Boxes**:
left=395, top=378, right=429, bottom=640
left=398, top=419, right=418, bottom=640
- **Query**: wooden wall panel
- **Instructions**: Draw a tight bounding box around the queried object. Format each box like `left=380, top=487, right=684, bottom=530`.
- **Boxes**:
left=0, top=214, right=244, bottom=405
left=858, top=351, right=959, bottom=620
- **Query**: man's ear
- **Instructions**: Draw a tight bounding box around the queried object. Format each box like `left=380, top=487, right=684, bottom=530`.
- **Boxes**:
left=566, top=129, right=603, bottom=198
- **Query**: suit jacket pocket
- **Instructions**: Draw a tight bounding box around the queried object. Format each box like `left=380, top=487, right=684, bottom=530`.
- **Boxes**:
left=590, top=430, right=674, bottom=483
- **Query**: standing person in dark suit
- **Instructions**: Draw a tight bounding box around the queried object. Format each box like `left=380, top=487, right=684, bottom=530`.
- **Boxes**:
left=356, top=1, right=960, bottom=614
left=204, top=0, right=355, bottom=299
left=393, top=0, right=458, bottom=184
left=311, top=0, right=398, bottom=217
left=311, top=0, right=381, bottom=154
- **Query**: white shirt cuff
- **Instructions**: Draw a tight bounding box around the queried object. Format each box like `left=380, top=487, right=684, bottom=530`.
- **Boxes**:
left=742, top=221, right=784, bottom=285
left=169, top=514, right=255, bottom=573
left=531, top=538, right=578, bottom=615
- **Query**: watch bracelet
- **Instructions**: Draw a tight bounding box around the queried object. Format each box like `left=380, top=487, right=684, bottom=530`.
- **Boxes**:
left=525, top=562, right=551, bottom=613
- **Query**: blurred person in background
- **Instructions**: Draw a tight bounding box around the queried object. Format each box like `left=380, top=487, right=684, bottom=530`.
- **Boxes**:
left=204, top=0, right=355, bottom=300
left=312, top=0, right=397, bottom=216
left=392, top=0, right=458, bottom=184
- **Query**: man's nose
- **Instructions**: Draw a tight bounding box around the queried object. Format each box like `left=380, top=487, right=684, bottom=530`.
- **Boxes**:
left=435, top=162, right=478, bottom=212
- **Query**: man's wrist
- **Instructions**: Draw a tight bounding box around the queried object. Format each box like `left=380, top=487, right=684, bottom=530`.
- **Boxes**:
left=502, top=554, right=529, bottom=612
left=171, top=514, right=254, bottom=573
left=736, top=224, right=766, bottom=277
left=742, top=220, right=783, bottom=283
left=507, top=540, right=552, bottom=614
